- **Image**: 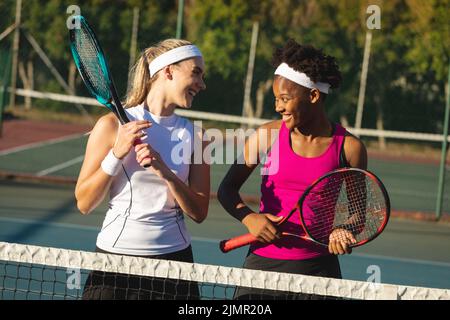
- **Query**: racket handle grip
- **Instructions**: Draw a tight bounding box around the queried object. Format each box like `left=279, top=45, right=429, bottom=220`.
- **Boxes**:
left=133, top=138, right=151, bottom=168
left=219, top=233, right=258, bottom=253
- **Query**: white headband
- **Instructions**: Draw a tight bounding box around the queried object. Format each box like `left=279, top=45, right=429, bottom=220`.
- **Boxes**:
left=149, top=45, right=203, bottom=77
left=274, top=63, right=331, bottom=94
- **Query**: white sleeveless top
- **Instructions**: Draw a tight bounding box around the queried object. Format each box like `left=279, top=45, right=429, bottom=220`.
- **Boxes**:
left=96, top=104, right=194, bottom=255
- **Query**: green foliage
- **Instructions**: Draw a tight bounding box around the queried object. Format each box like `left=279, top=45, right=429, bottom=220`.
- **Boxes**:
left=187, top=0, right=253, bottom=80
left=1, top=0, right=448, bottom=133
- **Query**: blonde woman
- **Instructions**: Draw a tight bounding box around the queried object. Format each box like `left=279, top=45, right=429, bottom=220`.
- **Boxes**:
left=75, top=39, right=209, bottom=299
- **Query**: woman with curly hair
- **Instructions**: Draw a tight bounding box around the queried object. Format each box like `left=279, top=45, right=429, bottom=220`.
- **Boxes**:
left=218, top=39, right=367, bottom=299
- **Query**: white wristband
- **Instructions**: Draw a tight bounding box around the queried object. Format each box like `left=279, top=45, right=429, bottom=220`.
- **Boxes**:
left=101, top=149, right=123, bottom=176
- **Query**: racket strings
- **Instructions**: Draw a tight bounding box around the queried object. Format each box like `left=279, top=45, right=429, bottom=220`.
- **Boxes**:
left=302, top=171, right=387, bottom=245
left=73, top=25, right=111, bottom=101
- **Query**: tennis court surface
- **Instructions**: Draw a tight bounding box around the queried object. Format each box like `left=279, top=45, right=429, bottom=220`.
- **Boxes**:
left=0, top=119, right=449, bottom=300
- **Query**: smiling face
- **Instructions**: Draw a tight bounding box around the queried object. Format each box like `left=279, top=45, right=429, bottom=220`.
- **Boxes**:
left=273, top=75, right=315, bottom=130
left=168, top=56, right=206, bottom=108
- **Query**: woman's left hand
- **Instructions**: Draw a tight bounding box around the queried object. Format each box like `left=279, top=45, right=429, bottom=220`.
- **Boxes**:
left=328, top=228, right=356, bottom=255
left=135, top=143, right=172, bottom=179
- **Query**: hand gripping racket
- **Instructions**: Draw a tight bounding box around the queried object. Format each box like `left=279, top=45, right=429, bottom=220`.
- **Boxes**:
left=69, top=15, right=150, bottom=166
left=220, top=168, right=390, bottom=253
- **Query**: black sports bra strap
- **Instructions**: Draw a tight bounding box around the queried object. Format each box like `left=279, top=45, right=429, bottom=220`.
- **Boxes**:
left=332, top=122, right=349, bottom=168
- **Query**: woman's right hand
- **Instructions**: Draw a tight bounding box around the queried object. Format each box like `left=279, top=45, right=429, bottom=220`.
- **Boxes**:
left=112, top=120, right=152, bottom=159
left=242, top=213, right=283, bottom=243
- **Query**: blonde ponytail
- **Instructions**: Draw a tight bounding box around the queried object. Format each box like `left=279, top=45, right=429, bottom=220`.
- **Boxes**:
left=125, top=39, right=193, bottom=108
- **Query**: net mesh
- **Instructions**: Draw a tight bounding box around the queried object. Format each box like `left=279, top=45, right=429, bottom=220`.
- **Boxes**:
left=71, top=18, right=111, bottom=103
left=1, top=241, right=448, bottom=300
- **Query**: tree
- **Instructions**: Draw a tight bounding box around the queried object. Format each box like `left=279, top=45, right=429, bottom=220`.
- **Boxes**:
left=1, top=0, right=448, bottom=135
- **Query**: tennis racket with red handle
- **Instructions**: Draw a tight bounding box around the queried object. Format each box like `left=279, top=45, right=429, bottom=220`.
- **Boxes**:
left=69, top=15, right=150, bottom=166
left=220, top=168, right=390, bottom=253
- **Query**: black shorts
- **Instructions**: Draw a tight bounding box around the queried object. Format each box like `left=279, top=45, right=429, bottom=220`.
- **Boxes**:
left=82, top=245, right=199, bottom=300
left=234, top=252, right=342, bottom=300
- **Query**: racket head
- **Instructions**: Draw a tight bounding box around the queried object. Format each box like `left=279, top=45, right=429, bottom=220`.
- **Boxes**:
left=298, top=168, right=390, bottom=247
left=69, top=15, right=129, bottom=124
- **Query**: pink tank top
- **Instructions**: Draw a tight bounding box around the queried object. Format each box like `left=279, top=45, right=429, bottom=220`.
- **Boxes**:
left=251, top=122, right=347, bottom=260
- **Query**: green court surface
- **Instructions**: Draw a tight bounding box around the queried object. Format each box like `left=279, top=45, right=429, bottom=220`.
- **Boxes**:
left=0, top=134, right=450, bottom=291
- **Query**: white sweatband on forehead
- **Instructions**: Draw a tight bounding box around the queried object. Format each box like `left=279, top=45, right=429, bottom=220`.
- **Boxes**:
left=274, top=62, right=331, bottom=94
left=149, top=45, right=203, bottom=77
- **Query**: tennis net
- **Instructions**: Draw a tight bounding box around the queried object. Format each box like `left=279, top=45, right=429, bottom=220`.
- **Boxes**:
left=1, top=241, right=449, bottom=300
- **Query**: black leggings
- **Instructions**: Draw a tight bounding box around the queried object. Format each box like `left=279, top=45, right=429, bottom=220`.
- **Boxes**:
left=82, top=246, right=199, bottom=300
left=234, top=252, right=342, bottom=300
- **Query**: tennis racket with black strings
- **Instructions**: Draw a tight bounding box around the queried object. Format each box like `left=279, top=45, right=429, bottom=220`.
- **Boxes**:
left=69, top=15, right=150, bottom=166
left=220, top=167, right=390, bottom=253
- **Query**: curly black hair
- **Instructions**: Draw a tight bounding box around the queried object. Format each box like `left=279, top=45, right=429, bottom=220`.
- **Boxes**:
left=272, top=39, right=342, bottom=90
